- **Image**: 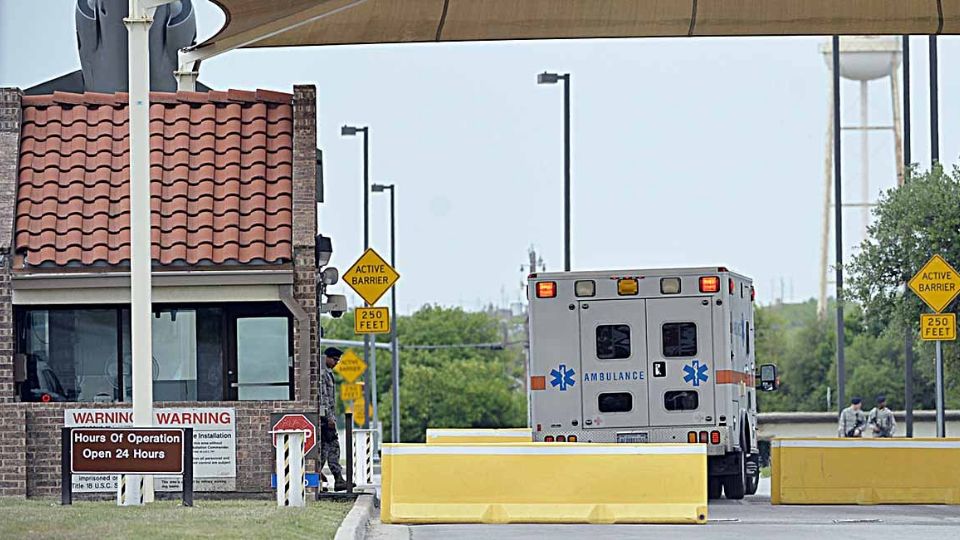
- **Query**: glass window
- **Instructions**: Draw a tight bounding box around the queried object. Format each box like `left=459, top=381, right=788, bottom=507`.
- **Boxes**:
left=236, top=317, right=291, bottom=400
left=596, top=324, right=630, bottom=359
left=598, top=392, right=633, bottom=413
left=123, top=308, right=224, bottom=402
left=18, top=303, right=289, bottom=403
left=18, top=309, right=119, bottom=402
left=664, top=390, right=699, bottom=411
left=663, top=322, right=697, bottom=357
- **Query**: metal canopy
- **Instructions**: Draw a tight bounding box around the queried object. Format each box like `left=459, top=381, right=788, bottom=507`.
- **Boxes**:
left=198, top=0, right=960, bottom=53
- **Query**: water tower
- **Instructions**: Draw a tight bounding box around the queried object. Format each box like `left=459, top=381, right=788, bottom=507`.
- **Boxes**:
left=817, top=36, right=904, bottom=319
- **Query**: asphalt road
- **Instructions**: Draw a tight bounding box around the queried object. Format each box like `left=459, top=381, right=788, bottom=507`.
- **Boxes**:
left=367, top=480, right=960, bottom=540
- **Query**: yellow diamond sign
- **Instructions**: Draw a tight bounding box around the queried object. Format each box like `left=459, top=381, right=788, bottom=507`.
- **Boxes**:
left=333, top=349, right=367, bottom=383
left=909, top=254, right=960, bottom=313
left=343, top=248, right=399, bottom=306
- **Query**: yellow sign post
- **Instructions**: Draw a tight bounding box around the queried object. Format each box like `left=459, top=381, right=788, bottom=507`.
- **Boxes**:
left=340, top=382, right=364, bottom=402
left=908, top=254, right=960, bottom=439
left=920, top=313, right=957, bottom=341
left=333, top=350, right=367, bottom=383
left=908, top=254, right=960, bottom=313
left=355, top=307, right=390, bottom=334
left=343, top=248, right=400, bottom=306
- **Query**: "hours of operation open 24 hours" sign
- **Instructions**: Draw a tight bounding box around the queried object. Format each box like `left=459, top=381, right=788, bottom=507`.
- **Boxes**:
left=71, top=428, right=185, bottom=475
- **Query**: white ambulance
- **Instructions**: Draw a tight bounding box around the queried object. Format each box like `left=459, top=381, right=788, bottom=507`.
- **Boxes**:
left=527, top=267, right=778, bottom=499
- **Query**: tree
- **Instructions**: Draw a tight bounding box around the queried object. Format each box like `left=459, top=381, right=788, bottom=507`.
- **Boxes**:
left=847, top=164, right=960, bottom=407
left=320, top=305, right=526, bottom=441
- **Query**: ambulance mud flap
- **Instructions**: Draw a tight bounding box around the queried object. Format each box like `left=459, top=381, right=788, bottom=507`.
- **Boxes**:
left=425, top=428, right=533, bottom=444
left=772, top=438, right=960, bottom=505
left=382, top=443, right=708, bottom=524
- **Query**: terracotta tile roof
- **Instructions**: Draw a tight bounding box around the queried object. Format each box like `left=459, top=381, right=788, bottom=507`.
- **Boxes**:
left=15, top=89, right=294, bottom=269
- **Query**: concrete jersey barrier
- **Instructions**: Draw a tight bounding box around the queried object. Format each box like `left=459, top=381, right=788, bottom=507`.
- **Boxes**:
left=772, top=438, right=960, bottom=505
left=425, top=428, right=532, bottom=444
left=381, top=443, right=708, bottom=524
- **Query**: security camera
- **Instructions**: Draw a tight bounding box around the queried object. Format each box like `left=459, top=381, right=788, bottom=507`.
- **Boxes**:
left=321, top=294, right=347, bottom=318
left=321, top=267, right=339, bottom=286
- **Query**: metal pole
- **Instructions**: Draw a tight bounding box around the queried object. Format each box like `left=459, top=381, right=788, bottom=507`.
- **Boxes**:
left=182, top=427, right=193, bottom=507
left=936, top=340, right=945, bottom=437
left=929, top=35, right=939, bottom=163
left=126, top=0, right=167, bottom=504
left=903, top=34, right=914, bottom=438
left=345, top=411, right=355, bottom=492
left=562, top=74, right=571, bottom=272
left=389, top=186, right=400, bottom=443
left=361, top=128, right=373, bottom=430
left=61, top=427, right=72, bottom=505
left=832, top=35, right=846, bottom=412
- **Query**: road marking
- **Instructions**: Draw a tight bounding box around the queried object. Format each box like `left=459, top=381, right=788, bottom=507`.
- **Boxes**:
left=382, top=445, right=706, bottom=456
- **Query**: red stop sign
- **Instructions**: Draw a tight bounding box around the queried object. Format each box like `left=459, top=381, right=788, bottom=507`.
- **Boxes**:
left=272, top=414, right=317, bottom=454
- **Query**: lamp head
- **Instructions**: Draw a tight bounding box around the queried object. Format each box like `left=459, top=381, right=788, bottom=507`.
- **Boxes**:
left=341, top=125, right=362, bottom=136
left=538, top=72, right=561, bottom=84
left=372, top=183, right=392, bottom=193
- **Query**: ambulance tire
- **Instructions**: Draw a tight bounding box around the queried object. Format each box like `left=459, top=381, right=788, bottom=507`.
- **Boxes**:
left=708, top=477, right=723, bottom=500
left=746, top=454, right=760, bottom=496
left=722, top=451, right=747, bottom=500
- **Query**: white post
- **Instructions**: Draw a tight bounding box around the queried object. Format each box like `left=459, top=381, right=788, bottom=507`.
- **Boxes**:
left=352, top=429, right=375, bottom=487
left=274, top=431, right=307, bottom=507
left=117, top=474, right=145, bottom=506
left=125, top=0, right=173, bottom=504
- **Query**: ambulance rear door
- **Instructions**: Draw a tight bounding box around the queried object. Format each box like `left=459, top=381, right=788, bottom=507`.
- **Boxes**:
left=578, top=299, right=650, bottom=429
left=646, top=297, right=716, bottom=426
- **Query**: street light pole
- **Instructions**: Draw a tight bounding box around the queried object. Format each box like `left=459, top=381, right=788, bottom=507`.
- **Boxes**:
left=372, top=184, right=399, bottom=442
left=538, top=71, right=572, bottom=271
left=126, top=0, right=177, bottom=506
left=341, top=125, right=375, bottom=431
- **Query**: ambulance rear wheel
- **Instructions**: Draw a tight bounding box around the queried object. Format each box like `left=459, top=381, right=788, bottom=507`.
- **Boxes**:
left=722, top=452, right=746, bottom=500
left=708, top=477, right=723, bottom=499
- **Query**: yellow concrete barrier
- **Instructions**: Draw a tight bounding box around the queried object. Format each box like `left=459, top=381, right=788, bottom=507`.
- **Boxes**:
left=425, top=428, right=532, bottom=444
left=772, top=438, right=960, bottom=505
left=382, top=443, right=708, bottom=524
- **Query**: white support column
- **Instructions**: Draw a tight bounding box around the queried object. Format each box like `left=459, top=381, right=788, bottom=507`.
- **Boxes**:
left=125, top=0, right=174, bottom=504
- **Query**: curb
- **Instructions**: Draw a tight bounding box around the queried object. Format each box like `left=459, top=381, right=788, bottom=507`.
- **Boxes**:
left=334, top=494, right=375, bottom=540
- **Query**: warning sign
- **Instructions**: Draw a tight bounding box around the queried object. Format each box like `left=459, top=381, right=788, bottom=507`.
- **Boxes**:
left=341, top=382, right=364, bottom=402
left=351, top=396, right=367, bottom=426
left=343, top=248, right=399, bottom=306
left=355, top=307, right=390, bottom=334
left=921, top=313, right=957, bottom=341
left=909, top=254, right=960, bottom=313
left=334, top=349, right=367, bottom=383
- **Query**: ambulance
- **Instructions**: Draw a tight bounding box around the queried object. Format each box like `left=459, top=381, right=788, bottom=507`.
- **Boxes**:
left=526, top=267, right=778, bottom=499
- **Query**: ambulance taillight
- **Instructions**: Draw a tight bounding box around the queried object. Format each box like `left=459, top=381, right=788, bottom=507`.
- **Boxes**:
left=699, top=276, right=720, bottom=293
left=536, top=281, right=557, bottom=298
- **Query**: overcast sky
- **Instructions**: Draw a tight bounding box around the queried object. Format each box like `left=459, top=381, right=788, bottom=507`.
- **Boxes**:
left=2, top=1, right=958, bottom=313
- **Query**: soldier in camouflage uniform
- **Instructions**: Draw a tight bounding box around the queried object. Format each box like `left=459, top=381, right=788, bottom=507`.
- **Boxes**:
left=320, top=347, right=348, bottom=491
left=838, top=397, right=866, bottom=437
left=868, top=395, right=896, bottom=438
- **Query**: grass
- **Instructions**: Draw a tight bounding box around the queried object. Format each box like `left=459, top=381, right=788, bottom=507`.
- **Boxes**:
left=0, top=498, right=353, bottom=540
left=761, top=465, right=771, bottom=478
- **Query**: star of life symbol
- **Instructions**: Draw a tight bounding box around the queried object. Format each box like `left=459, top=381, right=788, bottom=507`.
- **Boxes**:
left=550, top=364, right=576, bottom=391
left=683, top=360, right=709, bottom=387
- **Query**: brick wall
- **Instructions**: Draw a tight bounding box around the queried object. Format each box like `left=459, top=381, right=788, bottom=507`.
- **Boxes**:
left=1, top=400, right=318, bottom=497
left=292, top=85, right=319, bottom=404
left=0, top=88, right=20, bottom=403
left=0, top=407, right=26, bottom=497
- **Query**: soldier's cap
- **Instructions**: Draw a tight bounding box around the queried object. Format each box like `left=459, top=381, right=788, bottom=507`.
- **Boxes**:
left=876, top=395, right=886, bottom=404
left=851, top=397, right=862, bottom=405
left=323, top=347, right=344, bottom=360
